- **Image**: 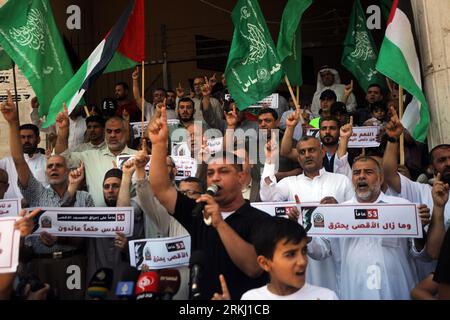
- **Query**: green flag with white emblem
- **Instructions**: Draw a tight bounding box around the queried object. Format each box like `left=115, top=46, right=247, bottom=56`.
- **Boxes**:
left=341, top=0, right=385, bottom=92
left=276, top=0, right=312, bottom=86
left=0, top=46, right=13, bottom=70
left=224, top=0, right=283, bottom=110
left=0, top=0, right=73, bottom=118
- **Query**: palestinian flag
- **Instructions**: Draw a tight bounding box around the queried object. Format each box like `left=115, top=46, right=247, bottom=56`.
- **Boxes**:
left=43, top=0, right=144, bottom=128
left=376, top=0, right=429, bottom=143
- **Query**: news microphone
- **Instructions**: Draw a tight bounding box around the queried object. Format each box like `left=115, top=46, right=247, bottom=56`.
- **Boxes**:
left=191, top=184, right=220, bottom=221
left=87, top=268, right=113, bottom=300
left=189, top=251, right=207, bottom=300
left=135, top=271, right=160, bottom=300
left=115, top=267, right=140, bottom=300
left=159, top=269, right=181, bottom=300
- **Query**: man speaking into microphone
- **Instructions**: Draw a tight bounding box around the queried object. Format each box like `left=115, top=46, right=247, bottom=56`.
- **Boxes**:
left=147, top=106, right=269, bottom=300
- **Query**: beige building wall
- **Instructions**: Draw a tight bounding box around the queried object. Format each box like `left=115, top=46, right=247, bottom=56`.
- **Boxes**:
left=412, top=0, right=450, bottom=147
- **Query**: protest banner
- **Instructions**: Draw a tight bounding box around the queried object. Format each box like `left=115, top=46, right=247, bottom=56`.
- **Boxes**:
left=225, top=93, right=279, bottom=109
left=31, top=207, right=134, bottom=238
left=0, top=217, right=20, bottom=273
left=172, top=156, right=197, bottom=181
left=299, top=203, right=422, bottom=238
left=0, top=198, right=20, bottom=217
left=348, top=126, right=380, bottom=148
left=206, top=137, right=223, bottom=155
left=306, top=128, right=320, bottom=138
left=130, top=121, right=149, bottom=139
left=129, top=235, right=191, bottom=270
left=116, top=154, right=150, bottom=171
left=251, top=201, right=299, bottom=217
left=171, top=141, right=191, bottom=157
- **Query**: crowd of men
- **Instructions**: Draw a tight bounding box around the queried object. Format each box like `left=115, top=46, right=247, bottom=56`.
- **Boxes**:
left=0, top=65, right=449, bottom=300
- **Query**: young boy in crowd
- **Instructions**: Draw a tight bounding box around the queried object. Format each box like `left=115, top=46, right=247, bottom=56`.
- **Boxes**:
left=242, top=217, right=338, bottom=300
left=211, top=217, right=338, bottom=300
left=363, top=103, right=387, bottom=127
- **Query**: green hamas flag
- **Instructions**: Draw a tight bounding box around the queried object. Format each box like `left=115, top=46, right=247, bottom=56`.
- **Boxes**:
left=224, top=0, right=283, bottom=110
left=341, top=0, right=384, bottom=92
left=276, top=0, right=312, bottom=86
left=0, top=46, right=13, bottom=70
left=0, top=0, right=73, bottom=118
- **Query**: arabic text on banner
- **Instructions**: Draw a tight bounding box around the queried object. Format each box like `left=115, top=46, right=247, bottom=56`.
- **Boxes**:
left=129, top=235, right=191, bottom=270
left=0, top=198, right=21, bottom=217
left=31, top=207, right=134, bottom=238
left=299, top=203, right=422, bottom=238
left=348, top=126, right=380, bottom=148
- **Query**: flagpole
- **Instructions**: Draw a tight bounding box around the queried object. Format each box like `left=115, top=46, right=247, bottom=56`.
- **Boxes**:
left=84, top=106, right=90, bottom=117
left=284, top=76, right=304, bottom=124
left=141, top=61, right=145, bottom=142
left=399, top=85, right=405, bottom=166
left=296, top=86, right=300, bottom=105
left=12, top=62, right=19, bottom=117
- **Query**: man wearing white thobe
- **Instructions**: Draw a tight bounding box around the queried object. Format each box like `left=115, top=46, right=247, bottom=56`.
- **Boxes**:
left=260, top=136, right=353, bottom=292
left=311, top=66, right=357, bottom=116
left=309, top=156, right=427, bottom=299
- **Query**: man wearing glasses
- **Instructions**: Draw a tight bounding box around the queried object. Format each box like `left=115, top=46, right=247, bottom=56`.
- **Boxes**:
left=179, top=177, right=205, bottom=200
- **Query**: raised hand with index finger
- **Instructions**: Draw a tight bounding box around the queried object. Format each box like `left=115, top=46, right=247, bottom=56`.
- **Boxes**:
left=211, top=274, right=231, bottom=300
left=340, top=116, right=353, bottom=140
left=69, top=161, right=85, bottom=187
left=147, top=104, right=168, bottom=146
left=0, top=90, right=18, bottom=123
left=432, top=173, right=449, bottom=208
left=385, top=106, right=404, bottom=139
left=55, top=103, right=70, bottom=129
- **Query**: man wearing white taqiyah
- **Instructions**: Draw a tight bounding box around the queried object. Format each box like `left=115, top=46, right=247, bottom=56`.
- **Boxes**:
left=309, top=156, right=427, bottom=299
left=311, top=66, right=357, bottom=116
left=260, top=135, right=354, bottom=292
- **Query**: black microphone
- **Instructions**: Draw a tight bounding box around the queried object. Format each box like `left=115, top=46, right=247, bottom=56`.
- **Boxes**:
left=159, top=269, right=181, bottom=300
left=191, top=184, right=220, bottom=217
left=115, top=266, right=140, bottom=300
left=87, top=268, right=113, bottom=300
left=189, top=251, right=207, bottom=300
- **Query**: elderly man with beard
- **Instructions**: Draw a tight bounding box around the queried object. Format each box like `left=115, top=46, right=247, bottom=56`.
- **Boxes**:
left=309, top=156, right=427, bottom=299
left=55, top=108, right=137, bottom=206
left=0, top=119, right=48, bottom=200
left=1, top=91, right=94, bottom=299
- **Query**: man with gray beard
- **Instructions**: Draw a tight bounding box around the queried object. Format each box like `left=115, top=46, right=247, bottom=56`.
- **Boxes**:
left=309, top=156, right=428, bottom=299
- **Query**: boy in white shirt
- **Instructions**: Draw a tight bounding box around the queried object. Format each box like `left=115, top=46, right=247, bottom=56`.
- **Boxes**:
left=241, top=217, right=338, bottom=300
